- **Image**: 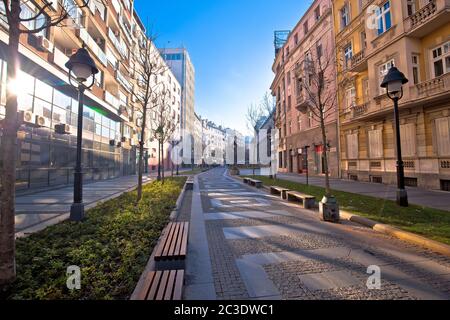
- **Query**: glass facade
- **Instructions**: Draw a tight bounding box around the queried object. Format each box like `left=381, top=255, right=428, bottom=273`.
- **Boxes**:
left=0, top=59, right=136, bottom=191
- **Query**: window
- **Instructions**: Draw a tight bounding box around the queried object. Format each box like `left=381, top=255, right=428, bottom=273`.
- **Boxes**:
left=316, top=43, right=323, bottom=60
left=344, top=43, right=353, bottom=69
left=287, top=96, right=292, bottom=110
left=376, top=1, right=392, bottom=36
left=346, top=133, right=359, bottom=159
left=368, top=129, right=383, bottom=158
left=360, top=31, right=367, bottom=50
left=20, top=2, right=48, bottom=37
left=412, top=54, right=420, bottom=84
left=287, top=71, right=291, bottom=86
left=400, top=123, right=416, bottom=157
left=432, top=42, right=450, bottom=78
left=315, top=6, right=321, bottom=21
left=297, top=115, right=302, bottom=131
left=379, top=59, right=395, bottom=94
left=340, top=5, right=350, bottom=29
left=407, top=0, right=416, bottom=16
left=362, top=78, right=369, bottom=102
left=435, top=117, right=450, bottom=156
left=345, top=87, right=356, bottom=110
left=294, top=33, right=299, bottom=45
left=308, top=111, right=313, bottom=128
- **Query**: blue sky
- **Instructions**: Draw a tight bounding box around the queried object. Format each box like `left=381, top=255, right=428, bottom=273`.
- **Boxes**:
left=134, top=0, right=311, bottom=134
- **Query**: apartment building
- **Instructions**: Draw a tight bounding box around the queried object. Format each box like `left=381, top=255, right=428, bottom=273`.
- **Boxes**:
left=271, top=0, right=340, bottom=178
left=333, top=0, right=450, bottom=190
left=0, top=0, right=180, bottom=191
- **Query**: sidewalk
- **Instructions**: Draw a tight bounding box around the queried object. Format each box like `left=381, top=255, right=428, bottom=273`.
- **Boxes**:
left=15, top=169, right=190, bottom=235
left=239, top=169, right=450, bottom=212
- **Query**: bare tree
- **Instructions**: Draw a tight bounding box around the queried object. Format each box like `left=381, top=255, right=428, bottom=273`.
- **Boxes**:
left=260, top=91, right=276, bottom=116
left=132, top=35, right=168, bottom=201
left=297, top=43, right=337, bottom=197
left=0, top=0, right=90, bottom=287
left=150, top=88, right=179, bottom=183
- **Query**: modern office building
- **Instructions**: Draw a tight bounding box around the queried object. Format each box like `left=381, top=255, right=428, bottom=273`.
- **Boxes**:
left=271, top=0, right=340, bottom=178
left=332, top=0, right=450, bottom=190
left=160, top=48, right=196, bottom=164
left=0, top=0, right=180, bottom=191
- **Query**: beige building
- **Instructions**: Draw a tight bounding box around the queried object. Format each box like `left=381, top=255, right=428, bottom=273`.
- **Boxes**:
left=333, top=0, right=450, bottom=190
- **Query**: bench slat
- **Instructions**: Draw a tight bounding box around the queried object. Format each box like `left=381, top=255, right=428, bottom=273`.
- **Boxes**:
left=135, top=270, right=156, bottom=300
left=168, top=223, right=181, bottom=257
left=173, top=270, right=184, bottom=300
left=155, top=270, right=171, bottom=300
left=146, top=271, right=163, bottom=300
left=179, top=222, right=189, bottom=258
left=164, top=270, right=177, bottom=300
left=174, top=222, right=184, bottom=257
left=162, top=223, right=177, bottom=258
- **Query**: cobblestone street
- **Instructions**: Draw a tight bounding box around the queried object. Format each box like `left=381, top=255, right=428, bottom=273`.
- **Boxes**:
left=184, top=167, right=450, bottom=300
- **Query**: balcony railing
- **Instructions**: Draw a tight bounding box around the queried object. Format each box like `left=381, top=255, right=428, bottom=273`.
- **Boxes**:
left=351, top=102, right=369, bottom=118
left=79, top=28, right=107, bottom=66
left=105, top=91, right=120, bottom=110
left=108, top=28, right=129, bottom=59
left=350, top=49, right=367, bottom=71
left=410, top=0, right=437, bottom=29
left=116, top=70, right=133, bottom=92
left=411, top=73, right=450, bottom=100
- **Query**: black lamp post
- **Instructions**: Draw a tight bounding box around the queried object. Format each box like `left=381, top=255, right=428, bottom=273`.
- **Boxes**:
left=65, top=47, right=99, bottom=221
left=304, top=145, right=310, bottom=186
left=381, top=66, right=409, bottom=207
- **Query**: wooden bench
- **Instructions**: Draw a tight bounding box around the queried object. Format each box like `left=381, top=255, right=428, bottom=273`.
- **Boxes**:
left=185, top=179, right=194, bottom=190
left=270, top=186, right=291, bottom=200
left=135, top=270, right=184, bottom=300
left=248, top=178, right=263, bottom=188
left=154, top=222, right=189, bottom=270
left=286, top=191, right=316, bottom=209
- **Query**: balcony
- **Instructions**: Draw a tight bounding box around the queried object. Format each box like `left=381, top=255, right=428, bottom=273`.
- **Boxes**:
left=105, top=91, right=120, bottom=110
left=78, top=28, right=107, bottom=66
left=108, top=28, right=129, bottom=59
left=349, top=49, right=367, bottom=72
left=351, top=102, right=369, bottom=118
left=116, top=70, right=133, bottom=92
left=295, top=92, right=309, bottom=113
left=410, top=73, right=450, bottom=101
left=405, top=0, right=450, bottom=38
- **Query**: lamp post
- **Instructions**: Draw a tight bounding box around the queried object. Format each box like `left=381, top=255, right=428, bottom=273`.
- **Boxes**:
left=381, top=66, right=409, bottom=207
left=304, top=145, right=310, bottom=186
left=65, top=47, right=99, bottom=221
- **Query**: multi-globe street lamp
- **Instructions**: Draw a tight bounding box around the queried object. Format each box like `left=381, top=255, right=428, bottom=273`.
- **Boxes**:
left=380, top=66, right=409, bottom=207
left=65, top=47, right=99, bottom=221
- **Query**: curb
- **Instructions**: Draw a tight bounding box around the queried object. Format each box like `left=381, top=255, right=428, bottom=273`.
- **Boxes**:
left=231, top=174, right=450, bottom=258
left=340, top=211, right=450, bottom=257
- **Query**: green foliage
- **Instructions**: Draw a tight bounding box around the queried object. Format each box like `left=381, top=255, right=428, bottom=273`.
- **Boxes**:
left=245, top=176, right=450, bottom=245
left=3, top=177, right=186, bottom=300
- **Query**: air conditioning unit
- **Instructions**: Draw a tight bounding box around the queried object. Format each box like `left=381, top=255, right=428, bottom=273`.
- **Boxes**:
left=121, top=136, right=127, bottom=143
left=55, top=123, right=71, bottom=134
left=21, top=111, right=35, bottom=124
left=35, top=115, right=49, bottom=127
left=117, top=141, right=122, bottom=148
left=37, top=36, right=54, bottom=53
left=109, top=139, right=116, bottom=146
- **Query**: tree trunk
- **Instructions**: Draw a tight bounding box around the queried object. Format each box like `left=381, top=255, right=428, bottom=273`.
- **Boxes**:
left=320, top=113, right=331, bottom=196
left=136, top=107, right=148, bottom=203
left=157, top=140, right=161, bottom=180
left=161, top=141, right=165, bottom=182
left=0, top=4, right=21, bottom=287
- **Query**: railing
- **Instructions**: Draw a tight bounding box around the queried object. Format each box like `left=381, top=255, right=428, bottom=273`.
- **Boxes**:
left=52, top=47, right=69, bottom=72
left=105, top=91, right=121, bottom=110
left=410, top=0, right=437, bottom=29
left=350, top=49, right=366, bottom=69
left=116, top=70, right=133, bottom=92
left=79, top=28, right=107, bottom=66
left=351, top=102, right=369, bottom=118
left=411, top=73, right=450, bottom=99
left=108, top=28, right=129, bottom=59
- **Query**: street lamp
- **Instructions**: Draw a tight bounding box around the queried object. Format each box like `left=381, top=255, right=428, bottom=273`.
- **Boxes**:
left=381, top=66, right=409, bottom=207
left=303, top=145, right=310, bottom=186
left=65, top=47, right=99, bottom=221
